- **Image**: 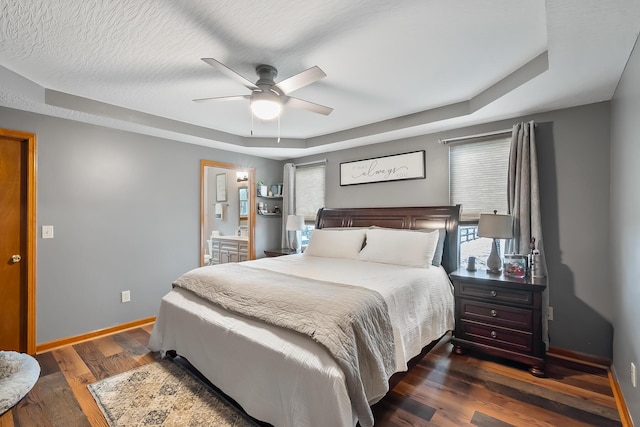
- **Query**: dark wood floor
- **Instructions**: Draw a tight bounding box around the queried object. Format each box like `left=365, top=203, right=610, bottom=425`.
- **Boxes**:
left=0, top=324, right=623, bottom=427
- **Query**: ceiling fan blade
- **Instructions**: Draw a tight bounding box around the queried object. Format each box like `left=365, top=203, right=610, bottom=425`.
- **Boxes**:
left=201, top=58, right=259, bottom=91
left=276, top=66, right=327, bottom=94
left=193, top=95, right=251, bottom=103
left=283, top=96, right=333, bottom=116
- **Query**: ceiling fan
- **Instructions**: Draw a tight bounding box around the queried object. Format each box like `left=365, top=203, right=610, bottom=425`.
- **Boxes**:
left=194, top=58, right=333, bottom=121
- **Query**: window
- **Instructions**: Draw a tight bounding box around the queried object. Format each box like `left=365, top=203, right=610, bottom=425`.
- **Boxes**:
left=449, top=136, right=511, bottom=269
left=295, top=164, right=326, bottom=246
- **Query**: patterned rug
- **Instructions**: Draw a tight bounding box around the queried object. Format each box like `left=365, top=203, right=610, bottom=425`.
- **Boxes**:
left=88, top=358, right=258, bottom=426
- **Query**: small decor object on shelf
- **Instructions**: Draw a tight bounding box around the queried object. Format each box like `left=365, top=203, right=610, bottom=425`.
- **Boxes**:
left=530, top=250, right=546, bottom=278
left=528, top=237, right=546, bottom=278
left=466, top=256, right=476, bottom=271
left=504, top=254, right=528, bottom=278
left=257, top=181, right=268, bottom=197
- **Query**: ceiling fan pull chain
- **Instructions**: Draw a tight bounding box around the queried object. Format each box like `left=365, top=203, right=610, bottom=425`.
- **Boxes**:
left=277, top=115, right=281, bottom=143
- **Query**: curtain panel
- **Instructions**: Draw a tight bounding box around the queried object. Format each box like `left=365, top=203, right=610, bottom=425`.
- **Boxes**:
left=281, top=163, right=296, bottom=248
left=507, top=121, right=549, bottom=348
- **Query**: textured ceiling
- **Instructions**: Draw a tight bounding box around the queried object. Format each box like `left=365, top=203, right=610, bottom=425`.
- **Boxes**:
left=1, top=0, right=639, bottom=160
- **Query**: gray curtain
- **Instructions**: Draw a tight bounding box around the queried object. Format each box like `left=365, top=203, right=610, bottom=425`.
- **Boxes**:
left=506, top=121, right=549, bottom=348
left=281, top=163, right=296, bottom=248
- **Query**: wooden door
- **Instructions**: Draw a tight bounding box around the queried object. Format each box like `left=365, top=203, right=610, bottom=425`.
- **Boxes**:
left=0, top=130, right=36, bottom=353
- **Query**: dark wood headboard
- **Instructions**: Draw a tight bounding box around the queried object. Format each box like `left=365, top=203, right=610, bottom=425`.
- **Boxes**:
left=315, top=205, right=461, bottom=273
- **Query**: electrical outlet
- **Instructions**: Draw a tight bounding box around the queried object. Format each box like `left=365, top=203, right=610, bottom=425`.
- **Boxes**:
left=121, top=290, right=131, bottom=303
left=632, top=362, right=637, bottom=388
left=547, top=306, right=554, bottom=320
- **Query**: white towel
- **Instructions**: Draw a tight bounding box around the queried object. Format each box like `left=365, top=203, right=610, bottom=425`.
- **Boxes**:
left=215, top=203, right=223, bottom=220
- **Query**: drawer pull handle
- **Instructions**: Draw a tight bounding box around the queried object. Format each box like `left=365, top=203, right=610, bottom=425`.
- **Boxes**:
left=490, top=290, right=497, bottom=297
left=491, top=309, right=497, bottom=317
left=490, top=331, right=497, bottom=338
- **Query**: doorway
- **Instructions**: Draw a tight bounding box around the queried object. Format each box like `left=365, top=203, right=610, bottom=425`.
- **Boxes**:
left=200, top=160, right=256, bottom=265
left=0, top=129, right=36, bottom=354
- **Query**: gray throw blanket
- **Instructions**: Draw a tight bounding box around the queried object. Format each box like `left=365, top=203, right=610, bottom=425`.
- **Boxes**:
left=173, top=263, right=396, bottom=427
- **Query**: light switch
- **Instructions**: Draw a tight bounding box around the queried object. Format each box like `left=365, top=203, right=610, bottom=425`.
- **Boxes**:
left=42, top=225, right=54, bottom=239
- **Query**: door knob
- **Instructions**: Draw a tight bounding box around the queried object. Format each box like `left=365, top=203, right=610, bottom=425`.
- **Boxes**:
left=11, top=254, right=21, bottom=263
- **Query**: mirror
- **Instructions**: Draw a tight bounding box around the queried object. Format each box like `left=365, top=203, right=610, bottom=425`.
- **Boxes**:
left=201, top=160, right=256, bottom=266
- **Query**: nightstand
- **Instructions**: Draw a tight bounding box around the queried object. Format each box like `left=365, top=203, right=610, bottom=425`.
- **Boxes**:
left=449, top=268, right=547, bottom=377
left=264, top=248, right=298, bottom=257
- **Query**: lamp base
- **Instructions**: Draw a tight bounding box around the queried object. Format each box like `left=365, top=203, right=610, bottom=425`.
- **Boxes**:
left=288, top=230, right=301, bottom=253
left=486, top=239, right=503, bottom=274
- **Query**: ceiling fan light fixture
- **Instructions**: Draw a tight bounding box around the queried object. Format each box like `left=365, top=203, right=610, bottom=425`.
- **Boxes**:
left=250, top=92, right=282, bottom=120
left=197, top=58, right=331, bottom=121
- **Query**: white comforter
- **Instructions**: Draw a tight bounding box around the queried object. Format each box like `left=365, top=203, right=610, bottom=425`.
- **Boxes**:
left=149, top=254, right=454, bottom=427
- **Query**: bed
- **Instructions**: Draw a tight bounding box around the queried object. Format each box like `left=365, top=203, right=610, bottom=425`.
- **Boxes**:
left=149, top=205, right=460, bottom=427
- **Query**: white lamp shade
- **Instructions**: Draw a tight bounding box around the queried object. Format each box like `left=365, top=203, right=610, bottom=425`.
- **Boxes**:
left=251, top=92, right=282, bottom=120
left=477, top=213, right=513, bottom=239
left=286, top=214, right=305, bottom=231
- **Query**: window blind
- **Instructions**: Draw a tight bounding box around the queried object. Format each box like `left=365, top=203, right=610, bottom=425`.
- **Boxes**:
left=295, top=164, right=326, bottom=221
left=449, top=137, right=511, bottom=221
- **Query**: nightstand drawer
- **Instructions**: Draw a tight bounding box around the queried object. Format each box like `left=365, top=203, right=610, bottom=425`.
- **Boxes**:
left=458, top=282, right=533, bottom=306
left=459, top=299, right=533, bottom=330
left=458, top=319, right=533, bottom=354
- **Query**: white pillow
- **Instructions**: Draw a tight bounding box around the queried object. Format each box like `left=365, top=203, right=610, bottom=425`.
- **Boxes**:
left=304, top=229, right=366, bottom=259
left=358, top=228, right=440, bottom=268
left=370, top=226, right=446, bottom=266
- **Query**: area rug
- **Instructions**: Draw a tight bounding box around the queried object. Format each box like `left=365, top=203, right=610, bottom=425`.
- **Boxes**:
left=88, top=358, right=259, bottom=426
left=0, top=351, right=41, bottom=415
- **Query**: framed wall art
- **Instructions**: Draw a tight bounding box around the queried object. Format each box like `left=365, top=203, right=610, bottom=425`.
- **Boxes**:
left=216, top=173, right=227, bottom=202
left=340, top=150, right=426, bottom=186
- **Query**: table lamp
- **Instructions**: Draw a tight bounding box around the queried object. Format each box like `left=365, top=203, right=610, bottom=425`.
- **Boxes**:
left=286, top=214, right=305, bottom=252
left=477, top=211, right=513, bottom=274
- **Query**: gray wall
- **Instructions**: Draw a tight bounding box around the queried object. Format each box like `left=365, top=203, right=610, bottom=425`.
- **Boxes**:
left=611, top=34, right=640, bottom=422
left=1, top=95, right=629, bottom=395
left=294, top=101, right=615, bottom=359
left=0, top=107, right=282, bottom=344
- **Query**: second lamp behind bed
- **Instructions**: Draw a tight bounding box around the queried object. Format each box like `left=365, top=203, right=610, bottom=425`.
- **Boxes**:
left=286, top=214, right=305, bottom=252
